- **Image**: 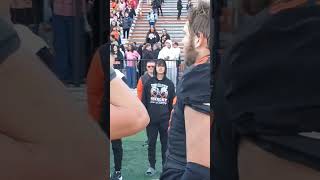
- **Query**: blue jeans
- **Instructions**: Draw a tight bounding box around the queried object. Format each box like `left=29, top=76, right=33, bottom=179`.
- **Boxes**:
left=52, top=15, right=85, bottom=82
left=126, top=66, right=137, bottom=88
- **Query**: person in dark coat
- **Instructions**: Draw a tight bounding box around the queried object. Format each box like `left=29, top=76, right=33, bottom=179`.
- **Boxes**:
left=122, top=12, right=133, bottom=39
left=152, top=42, right=161, bottom=60
left=126, top=5, right=136, bottom=19
left=177, top=0, right=183, bottom=19
left=146, top=27, right=160, bottom=46
left=141, top=43, right=155, bottom=75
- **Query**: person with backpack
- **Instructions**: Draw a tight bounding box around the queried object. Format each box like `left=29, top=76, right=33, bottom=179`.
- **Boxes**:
left=177, top=0, right=183, bottom=19
left=142, top=59, right=176, bottom=177
left=147, top=9, right=158, bottom=27
left=0, top=1, right=108, bottom=178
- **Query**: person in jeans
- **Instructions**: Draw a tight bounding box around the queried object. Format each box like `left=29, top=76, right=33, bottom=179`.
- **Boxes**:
left=125, top=44, right=140, bottom=88
left=142, top=59, right=175, bottom=176
left=122, top=12, right=133, bottom=39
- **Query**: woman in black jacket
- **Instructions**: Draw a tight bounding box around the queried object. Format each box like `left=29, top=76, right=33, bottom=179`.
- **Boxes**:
left=111, top=44, right=124, bottom=71
left=146, top=27, right=160, bottom=46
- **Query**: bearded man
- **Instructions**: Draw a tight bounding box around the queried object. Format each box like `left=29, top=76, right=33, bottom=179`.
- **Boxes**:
left=160, top=1, right=211, bottom=179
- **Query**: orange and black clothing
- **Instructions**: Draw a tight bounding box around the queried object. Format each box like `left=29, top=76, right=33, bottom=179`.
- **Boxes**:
left=137, top=73, right=153, bottom=100
left=161, top=56, right=210, bottom=180
left=87, top=45, right=123, bottom=172
left=87, top=49, right=105, bottom=122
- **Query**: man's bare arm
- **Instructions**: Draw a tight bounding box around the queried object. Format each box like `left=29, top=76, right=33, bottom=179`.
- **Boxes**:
left=0, top=48, right=107, bottom=179
left=110, top=77, right=150, bottom=140
left=185, top=106, right=210, bottom=168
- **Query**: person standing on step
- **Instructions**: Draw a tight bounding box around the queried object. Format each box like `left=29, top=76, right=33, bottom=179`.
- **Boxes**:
left=147, top=9, right=158, bottom=28
left=122, top=12, right=133, bottom=40
left=177, top=0, right=183, bottom=20
left=155, top=0, right=163, bottom=16
left=160, top=29, right=171, bottom=48
left=146, top=27, right=161, bottom=46
left=186, top=0, right=193, bottom=11
left=142, top=59, right=175, bottom=177
left=126, top=5, right=136, bottom=19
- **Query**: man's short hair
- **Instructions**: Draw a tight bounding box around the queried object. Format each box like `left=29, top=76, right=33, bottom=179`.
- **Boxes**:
left=187, top=0, right=210, bottom=46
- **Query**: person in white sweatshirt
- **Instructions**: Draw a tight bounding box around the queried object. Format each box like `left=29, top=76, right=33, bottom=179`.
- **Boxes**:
left=157, top=39, right=178, bottom=86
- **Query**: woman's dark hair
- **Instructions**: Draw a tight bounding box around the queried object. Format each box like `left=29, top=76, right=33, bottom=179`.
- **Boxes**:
left=111, top=44, right=119, bottom=52
left=127, top=44, right=135, bottom=52
left=120, top=44, right=125, bottom=52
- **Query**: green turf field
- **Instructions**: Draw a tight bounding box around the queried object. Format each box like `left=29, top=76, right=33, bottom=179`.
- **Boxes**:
left=110, top=130, right=163, bottom=180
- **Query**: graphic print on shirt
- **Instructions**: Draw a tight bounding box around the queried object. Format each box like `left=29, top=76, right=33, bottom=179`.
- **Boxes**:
left=150, top=83, right=168, bottom=105
left=148, top=33, right=157, bottom=40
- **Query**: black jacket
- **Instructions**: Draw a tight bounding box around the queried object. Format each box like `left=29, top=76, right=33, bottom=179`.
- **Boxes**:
left=142, top=63, right=175, bottom=124
left=177, top=0, right=183, bottom=10
left=213, top=4, right=320, bottom=180
left=146, top=31, right=160, bottom=45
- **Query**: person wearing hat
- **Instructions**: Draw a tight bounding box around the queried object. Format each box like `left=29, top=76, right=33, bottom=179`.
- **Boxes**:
left=142, top=59, right=175, bottom=177
left=158, top=39, right=178, bottom=87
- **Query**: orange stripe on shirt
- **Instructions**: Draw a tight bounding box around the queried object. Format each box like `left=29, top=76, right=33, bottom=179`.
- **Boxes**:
left=269, top=0, right=310, bottom=14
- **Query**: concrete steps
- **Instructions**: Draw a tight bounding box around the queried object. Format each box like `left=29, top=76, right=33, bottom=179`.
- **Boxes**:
left=128, top=0, right=197, bottom=47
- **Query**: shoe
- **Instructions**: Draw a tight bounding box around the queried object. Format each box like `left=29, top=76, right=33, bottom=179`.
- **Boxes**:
left=145, top=167, right=156, bottom=176
left=110, top=171, right=123, bottom=180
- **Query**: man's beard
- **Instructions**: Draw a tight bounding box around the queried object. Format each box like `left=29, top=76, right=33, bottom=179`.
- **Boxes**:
left=184, top=35, right=199, bottom=67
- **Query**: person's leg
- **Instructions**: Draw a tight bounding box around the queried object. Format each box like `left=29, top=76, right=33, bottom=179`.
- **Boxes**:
left=126, top=28, right=130, bottom=39
left=178, top=9, right=181, bottom=19
left=160, top=6, right=163, bottom=16
left=68, top=16, right=86, bottom=84
left=111, top=139, right=123, bottom=172
left=126, top=66, right=132, bottom=88
left=52, top=15, right=69, bottom=82
left=123, top=28, right=126, bottom=39
left=147, top=123, right=159, bottom=169
left=159, top=121, right=169, bottom=168
left=132, top=66, right=137, bottom=88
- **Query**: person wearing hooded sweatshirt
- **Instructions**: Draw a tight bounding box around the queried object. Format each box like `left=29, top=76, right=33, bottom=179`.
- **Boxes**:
left=158, top=39, right=178, bottom=87
left=142, top=59, right=175, bottom=176
left=146, top=26, right=160, bottom=46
